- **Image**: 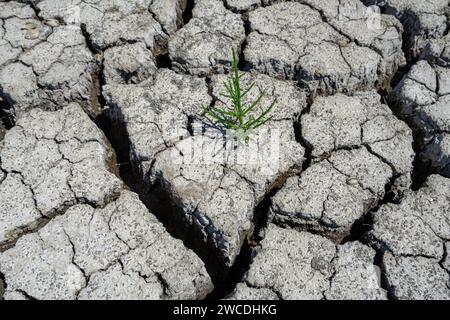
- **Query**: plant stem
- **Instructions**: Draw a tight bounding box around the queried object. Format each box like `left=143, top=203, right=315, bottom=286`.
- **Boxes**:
left=204, top=48, right=276, bottom=141
left=232, top=49, right=244, bottom=126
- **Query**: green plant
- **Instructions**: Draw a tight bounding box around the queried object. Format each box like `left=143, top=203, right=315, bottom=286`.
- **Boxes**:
left=204, top=49, right=276, bottom=142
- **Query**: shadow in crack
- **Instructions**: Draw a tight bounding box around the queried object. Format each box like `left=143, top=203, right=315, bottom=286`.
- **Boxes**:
left=182, top=0, right=195, bottom=25
left=237, top=13, right=251, bottom=72
left=0, top=92, right=16, bottom=132
left=94, top=109, right=228, bottom=294
left=341, top=172, right=401, bottom=245
left=361, top=2, right=422, bottom=61
left=155, top=51, right=172, bottom=69
left=0, top=271, right=5, bottom=300
left=205, top=186, right=277, bottom=299
left=94, top=107, right=287, bottom=299
left=373, top=250, right=397, bottom=300
left=94, top=111, right=138, bottom=191
left=384, top=93, right=448, bottom=190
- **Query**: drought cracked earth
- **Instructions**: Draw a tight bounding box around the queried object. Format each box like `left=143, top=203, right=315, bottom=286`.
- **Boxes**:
left=0, top=0, right=449, bottom=300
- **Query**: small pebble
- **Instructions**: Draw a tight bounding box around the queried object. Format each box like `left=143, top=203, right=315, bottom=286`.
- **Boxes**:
left=46, top=19, right=60, bottom=27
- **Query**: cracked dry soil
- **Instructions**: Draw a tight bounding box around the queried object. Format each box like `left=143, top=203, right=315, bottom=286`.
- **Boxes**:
left=0, top=0, right=449, bottom=300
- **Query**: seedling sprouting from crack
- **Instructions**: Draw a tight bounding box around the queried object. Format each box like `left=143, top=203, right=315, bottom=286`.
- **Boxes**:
left=204, top=49, right=276, bottom=143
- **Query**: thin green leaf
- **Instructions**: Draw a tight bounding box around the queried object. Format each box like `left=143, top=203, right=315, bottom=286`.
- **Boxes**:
left=245, top=99, right=276, bottom=129
left=251, top=116, right=273, bottom=130
left=241, top=82, right=255, bottom=98
left=211, top=107, right=236, bottom=117
left=242, top=91, right=266, bottom=117
left=203, top=48, right=276, bottom=141
left=208, top=110, right=238, bottom=129
left=219, top=92, right=233, bottom=99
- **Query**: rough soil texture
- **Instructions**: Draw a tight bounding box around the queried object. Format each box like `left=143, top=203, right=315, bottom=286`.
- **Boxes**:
left=389, top=33, right=450, bottom=178
left=230, top=225, right=387, bottom=300
left=105, top=70, right=305, bottom=267
left=244, top=0, right=405, bottom=94
left=0, top=0, right=449, bottom=300
left=363, top=0, right=449, bottom=58
left=367, top=175, right=450, bottom=299
left=271, top=91, right=414, bottom=240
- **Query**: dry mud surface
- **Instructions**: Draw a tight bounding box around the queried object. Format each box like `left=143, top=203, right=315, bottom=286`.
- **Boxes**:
left=0, top=0, right=449, bottom=300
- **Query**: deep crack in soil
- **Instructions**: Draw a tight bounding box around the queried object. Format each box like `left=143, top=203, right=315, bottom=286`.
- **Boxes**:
left=95, top=106, right=289, bottom=299
left=1, top=0, right=448, bottom=301
left=0, top=271, right=6, bottom=299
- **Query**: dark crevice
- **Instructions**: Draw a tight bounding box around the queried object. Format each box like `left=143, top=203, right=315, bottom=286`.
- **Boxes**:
left=0, top=215, right=52, bottom=253
left=80, top=24, right=106, bottom=116
left=90, top=61, right=106, bottom=115
left=118, top=70, right=138, bottom=85
left=80, top=24, right=101, bottom=55
left=205, top=186, right=279, bottom=299
left=381, top=173, right=404, bottom=205
left=95, top=112, right=222, bottom=297
left=387, top=59, right=416, bottom=92
left=25, top=0, right=43, bottom=22
left=445, top=20, right=450, bottom=38
left=203, top=76, right=216, bottom=112
left=389, top=83, right=449, bottom=189
left=336, top=168, right=405, bottom=300
left=0, top=193, right=118, bottom=254
left=155, top=272, right=169, bottom=297
left=0, top=120, right=9, bottom=141
left=371, top=0, right=450, bottom=187
left=439, top=242, right=448, bottom=274
left=222, top=1, right=236, bottom=13
left=186, top=115, right=195, bottom=136
left=0, top=92, right=16, bottom=131
left=293, top=121, right=312, bottom=172
left=363, top=1, right=422, bottom=62
left=384, top=94, right=437, bottom=190
left=410, top=149, right=434, bottom=190
left=294, top=101, right=313, bottom=172
left=222, top=0, right=262, bottom=14
left=341, top=211, right=375, bottom=245
left=155, top=51, right=172, bottom=69
left=95, top=104, right=293, bottom=299
left=93, top=109, right=227, bottom=295
left=376, top=24, right=419, bottom=101
left=375, top=30, right=428, bottom=191
left=0, top=271, right=5, bottom=300
left=94, top=112, right=138, bottom=190
left=151, top=0, right=193, bottom=71
left=376, top=38, right=419, bottom=101
left=175, top=0, right=189, bottom=31
left=373, top=250, right=396, bottom=300
left=395, top=9, right=421, bottom=62
left=144, top=184, right=228, bottom=280
left=238, top=13, right=250, bottom=71
left=16, top=289, right=37, bottom=300
left=153, top=32, right=172, bottom=69
left=272, top=217, right=346, bottom=244
left=182, top=0, right=195, bottom=25
left=341, top=174, right=401, bottom=244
